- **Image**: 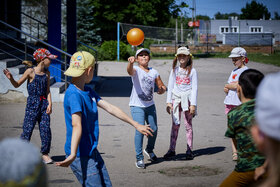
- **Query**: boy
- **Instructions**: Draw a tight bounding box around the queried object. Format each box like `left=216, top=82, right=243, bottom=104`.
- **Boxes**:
left=220, top=69, right=266, bottom=187
left=56, top=51, right=153, bottom=186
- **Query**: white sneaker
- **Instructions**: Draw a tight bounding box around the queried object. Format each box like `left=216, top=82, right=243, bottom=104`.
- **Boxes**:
left=135, top=159, right=145, bottom=169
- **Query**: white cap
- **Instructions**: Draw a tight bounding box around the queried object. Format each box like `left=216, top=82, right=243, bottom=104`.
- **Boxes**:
left=176, top=47, right=190, bottom=56
left=135, top=48, right=150, bottom=57
left=255, top=72, right=280, bottom=141
left=228, top=47, right=247, bottom=58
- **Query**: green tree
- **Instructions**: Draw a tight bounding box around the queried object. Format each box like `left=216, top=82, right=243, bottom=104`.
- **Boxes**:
left=196, top=15, right=210, bottom=20
left=77, top=0, right=101, bottom=45
left=91, top=0, right=179, bottom=41
left=214, top=12, right=239, bottom=19
left=240, top=0, right=271, bottom=20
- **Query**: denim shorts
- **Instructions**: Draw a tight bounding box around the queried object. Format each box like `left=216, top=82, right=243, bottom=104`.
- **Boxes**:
left=68, top=149, right=112, bottom=187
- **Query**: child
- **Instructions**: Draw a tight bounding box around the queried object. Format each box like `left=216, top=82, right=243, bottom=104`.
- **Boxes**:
left=163, top=46, right=198, bottom=160
left=56, top=51, right=153, bottom=186
left=127, top=48, right=166, bottom=169
left=220, top=69, right=266, bottom=187
left=3, top=48, right=56, bottom=164
left=0, top=138, right=47, bottom=187
left=252, top=72, right=280, bottom=187
left=224, top=47, right=249, bottom=161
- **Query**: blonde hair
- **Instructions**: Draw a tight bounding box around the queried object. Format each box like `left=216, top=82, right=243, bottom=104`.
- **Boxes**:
left=172, top=55, right=193, bottom=76
left=22, top=60, right=33, bottom=67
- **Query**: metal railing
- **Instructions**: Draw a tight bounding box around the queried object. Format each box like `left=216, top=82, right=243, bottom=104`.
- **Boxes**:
left=21, top=12, right=98, bottom=56
left=0, top=19, right=71, bottom=90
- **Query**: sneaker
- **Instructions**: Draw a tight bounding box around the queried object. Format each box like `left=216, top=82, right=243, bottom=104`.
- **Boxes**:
left=163, top=150, right=176, bottom=159
left=135, top=159, right=145, bottom=169
left=186, top=150, right=194, bottom=160
left=144, top=149, right=158, bottom=162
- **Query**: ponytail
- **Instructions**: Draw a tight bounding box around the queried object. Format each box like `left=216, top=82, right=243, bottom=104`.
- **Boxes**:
left=172, top=56, right=177, bottom=71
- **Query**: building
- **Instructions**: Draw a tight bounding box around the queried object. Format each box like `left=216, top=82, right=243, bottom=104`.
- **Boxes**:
left=206, top=19, right=280, bottom=45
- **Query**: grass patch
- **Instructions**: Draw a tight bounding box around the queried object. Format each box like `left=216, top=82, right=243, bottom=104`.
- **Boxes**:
left=209, top=52, right=280, bottom=66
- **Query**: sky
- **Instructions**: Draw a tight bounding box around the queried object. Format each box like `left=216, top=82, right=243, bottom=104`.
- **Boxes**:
left=177, top=0, right=280, bottom=19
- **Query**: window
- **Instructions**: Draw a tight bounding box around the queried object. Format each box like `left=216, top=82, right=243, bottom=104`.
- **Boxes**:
left=220, top=26, right=239, bottom=34
left=250, top=26, right=263, bottom=33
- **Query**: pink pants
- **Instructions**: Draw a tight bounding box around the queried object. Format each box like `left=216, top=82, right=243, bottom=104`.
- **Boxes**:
left=225, top=104, right=237, bottom=114
left=169, top=103, right=193, bottom=151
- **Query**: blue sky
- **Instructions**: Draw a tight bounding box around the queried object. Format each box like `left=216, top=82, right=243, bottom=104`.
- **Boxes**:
left=177, top=0, right=280, bottom=19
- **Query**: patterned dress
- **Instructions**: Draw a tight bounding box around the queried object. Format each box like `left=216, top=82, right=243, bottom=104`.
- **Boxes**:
left=21, top=73, right=51, bottom=154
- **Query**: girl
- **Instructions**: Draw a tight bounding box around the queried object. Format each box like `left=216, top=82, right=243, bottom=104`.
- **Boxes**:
left=224, top=47, right=249, bottom=161
left=127, top=48, right=166, bottom=169
left=3, top=48, right=57, bottom=164
left=164, top=46, right=198, bottom=160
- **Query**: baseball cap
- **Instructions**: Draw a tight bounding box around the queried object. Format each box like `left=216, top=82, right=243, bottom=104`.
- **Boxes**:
left=255, top=72, right=280, bottom=141
left=135, top=48, right=150, bottom=57
left=176, top=47, right=190, bottom=56
left=228, top=47, right=247, bottom=58
left=33, top=48, right=57, bottom=62
left=64, top=51, right=95, bottom=77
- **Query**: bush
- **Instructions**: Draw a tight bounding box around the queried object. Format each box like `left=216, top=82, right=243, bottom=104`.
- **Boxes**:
left=98, top=41, right=134, bottom=61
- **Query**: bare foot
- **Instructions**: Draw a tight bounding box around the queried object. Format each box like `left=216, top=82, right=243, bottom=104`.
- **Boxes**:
left=42, top=154, right=53, bottom=164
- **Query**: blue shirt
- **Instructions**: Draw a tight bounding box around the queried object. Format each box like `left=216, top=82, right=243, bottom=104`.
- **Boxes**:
left=64, top=84, right=101, bottom=157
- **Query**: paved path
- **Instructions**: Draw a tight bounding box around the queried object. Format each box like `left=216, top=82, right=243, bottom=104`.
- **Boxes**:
left=0, top=58, right=279, bottom=187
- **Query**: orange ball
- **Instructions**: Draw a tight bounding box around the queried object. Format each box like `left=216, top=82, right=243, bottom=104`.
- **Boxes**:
left=127, top=28, right=145, bottom=46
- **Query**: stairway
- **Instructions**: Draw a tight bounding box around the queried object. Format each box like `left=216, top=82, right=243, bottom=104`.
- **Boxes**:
left=0, top=51, right=66, bottom=102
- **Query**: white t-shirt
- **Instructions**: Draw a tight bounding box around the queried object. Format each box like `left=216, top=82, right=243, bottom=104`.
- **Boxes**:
left=129, top=66, right=159, bottom=107
left=166, top=67, right=198, bottom=106
left=224, top=66, right=249, bottom=105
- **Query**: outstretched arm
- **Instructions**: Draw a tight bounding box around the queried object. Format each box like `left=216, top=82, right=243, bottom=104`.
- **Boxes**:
left=97, top=99, right=153, bottom=137
left=56, top=112, right=82, bottom=167
left=3, top=68, right=32, bottom=88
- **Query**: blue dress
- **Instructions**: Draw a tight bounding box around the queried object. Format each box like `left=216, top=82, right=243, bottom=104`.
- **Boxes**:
left=21, top=73, right=51, bottom=154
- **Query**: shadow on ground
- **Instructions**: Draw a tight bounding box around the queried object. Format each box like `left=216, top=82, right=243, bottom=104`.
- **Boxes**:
left=145, top=146, right=225, bottom=167
left=94, top=76, right=132, bottom=97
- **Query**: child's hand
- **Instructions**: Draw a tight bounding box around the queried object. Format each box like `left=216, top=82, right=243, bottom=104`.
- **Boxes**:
left=189, top=105, right=196, bottom=116
left=224, top=87, right=229, bottom=94
left=128, top=56, right=136, bottom=64
left=157, top=85, right=167, bottom=94
left=135, top=124, right=153, bottom=137
left=46, top=104, right=52, bottom=114
left=3, top=69, right=12, bottom=79
left=166, top=103, right=173, bottom=114
left=55, top=154, right=76, bottom=167
left=254, top=165, right=266, bottom=180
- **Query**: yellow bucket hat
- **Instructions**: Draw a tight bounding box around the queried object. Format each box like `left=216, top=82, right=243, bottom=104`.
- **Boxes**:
left=64, top=51, right=95, bottom=77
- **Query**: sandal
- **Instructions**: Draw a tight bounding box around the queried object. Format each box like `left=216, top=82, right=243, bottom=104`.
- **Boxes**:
left=232, top=152, right=238, bottom=161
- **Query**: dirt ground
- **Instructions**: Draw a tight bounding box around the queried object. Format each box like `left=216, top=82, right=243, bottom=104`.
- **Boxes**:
left=0, top=58, right=279, bottom=187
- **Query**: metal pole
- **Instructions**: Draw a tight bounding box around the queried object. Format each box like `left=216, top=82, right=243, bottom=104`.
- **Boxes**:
left=117, top=22, right=120, bottom=61
left=24, top=37, right=27, bottom=60
left=175, top=19, right=178, bottom=52
left=238, top=20, right=240, bottom=46
left=37, top=22, right=39, bottom=39
left=65, top=55, right=68, bottom=90
left=181, top=17, right=183, bottom=44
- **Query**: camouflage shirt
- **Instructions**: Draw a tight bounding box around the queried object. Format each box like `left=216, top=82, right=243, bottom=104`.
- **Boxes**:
left=225, top=99, right=265, bottom=172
